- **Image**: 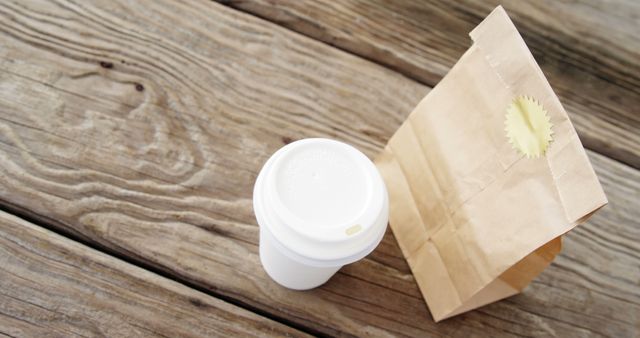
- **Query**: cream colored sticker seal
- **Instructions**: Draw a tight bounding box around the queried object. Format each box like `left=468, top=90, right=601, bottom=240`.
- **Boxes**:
left=505, top=96, right=553, bottom=158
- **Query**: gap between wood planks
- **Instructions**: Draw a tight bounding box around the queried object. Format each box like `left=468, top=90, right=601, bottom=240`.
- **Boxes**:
left=0, top=200, right=331, bottom=338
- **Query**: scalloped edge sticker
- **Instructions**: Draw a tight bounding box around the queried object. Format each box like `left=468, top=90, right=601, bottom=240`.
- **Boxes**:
left=505, top=96, right=553, bottom=158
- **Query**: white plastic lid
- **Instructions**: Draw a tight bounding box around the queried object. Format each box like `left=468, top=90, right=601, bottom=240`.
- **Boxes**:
left=254, top=138, right=388, bottom=267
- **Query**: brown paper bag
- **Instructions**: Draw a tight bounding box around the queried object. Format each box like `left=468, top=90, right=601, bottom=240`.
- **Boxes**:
left=375, top=6, right=607, bottom=322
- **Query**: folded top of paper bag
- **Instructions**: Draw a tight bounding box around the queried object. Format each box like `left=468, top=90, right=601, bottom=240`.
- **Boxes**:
left=375, top=6, right=607, bottom=322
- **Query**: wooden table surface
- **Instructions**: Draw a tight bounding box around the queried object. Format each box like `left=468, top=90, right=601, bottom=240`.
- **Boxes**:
left=0, top=0, right=637, bottom=337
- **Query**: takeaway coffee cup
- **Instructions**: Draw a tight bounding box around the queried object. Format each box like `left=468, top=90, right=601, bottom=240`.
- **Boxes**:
left=253, top=138, right=389, bottom=290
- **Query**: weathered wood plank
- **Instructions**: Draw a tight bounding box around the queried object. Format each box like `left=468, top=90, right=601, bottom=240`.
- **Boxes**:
left=218, top=0, right=640, bottom=169
left=0, top=210, right=309, bottom=338
left=0, top=0, right=637, bottom=336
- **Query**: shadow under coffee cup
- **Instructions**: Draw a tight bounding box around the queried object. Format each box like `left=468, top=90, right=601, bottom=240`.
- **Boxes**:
left=253, top=138, right=389, bottom=290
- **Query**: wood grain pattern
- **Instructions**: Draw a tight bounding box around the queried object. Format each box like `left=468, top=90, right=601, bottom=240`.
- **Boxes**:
left=0, top=0, right=637, bottom=336
left=218, top=0, right=640, bottom=169
left=0, top=210, right=309, bottom=338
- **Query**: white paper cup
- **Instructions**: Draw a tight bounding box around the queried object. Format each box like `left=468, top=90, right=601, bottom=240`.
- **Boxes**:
left=253, top=138, right=388, bottom=290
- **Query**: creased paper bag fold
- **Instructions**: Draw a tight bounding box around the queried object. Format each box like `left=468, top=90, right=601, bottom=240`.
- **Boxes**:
left=375, top=6, right=607, bottom=322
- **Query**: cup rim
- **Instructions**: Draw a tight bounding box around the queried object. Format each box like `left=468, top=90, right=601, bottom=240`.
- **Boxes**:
left=253, top=138, right=389, bottom=266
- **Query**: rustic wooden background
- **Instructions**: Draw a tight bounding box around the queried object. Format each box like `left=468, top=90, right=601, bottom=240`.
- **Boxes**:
left=0, top=0, right=637, bottom=337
